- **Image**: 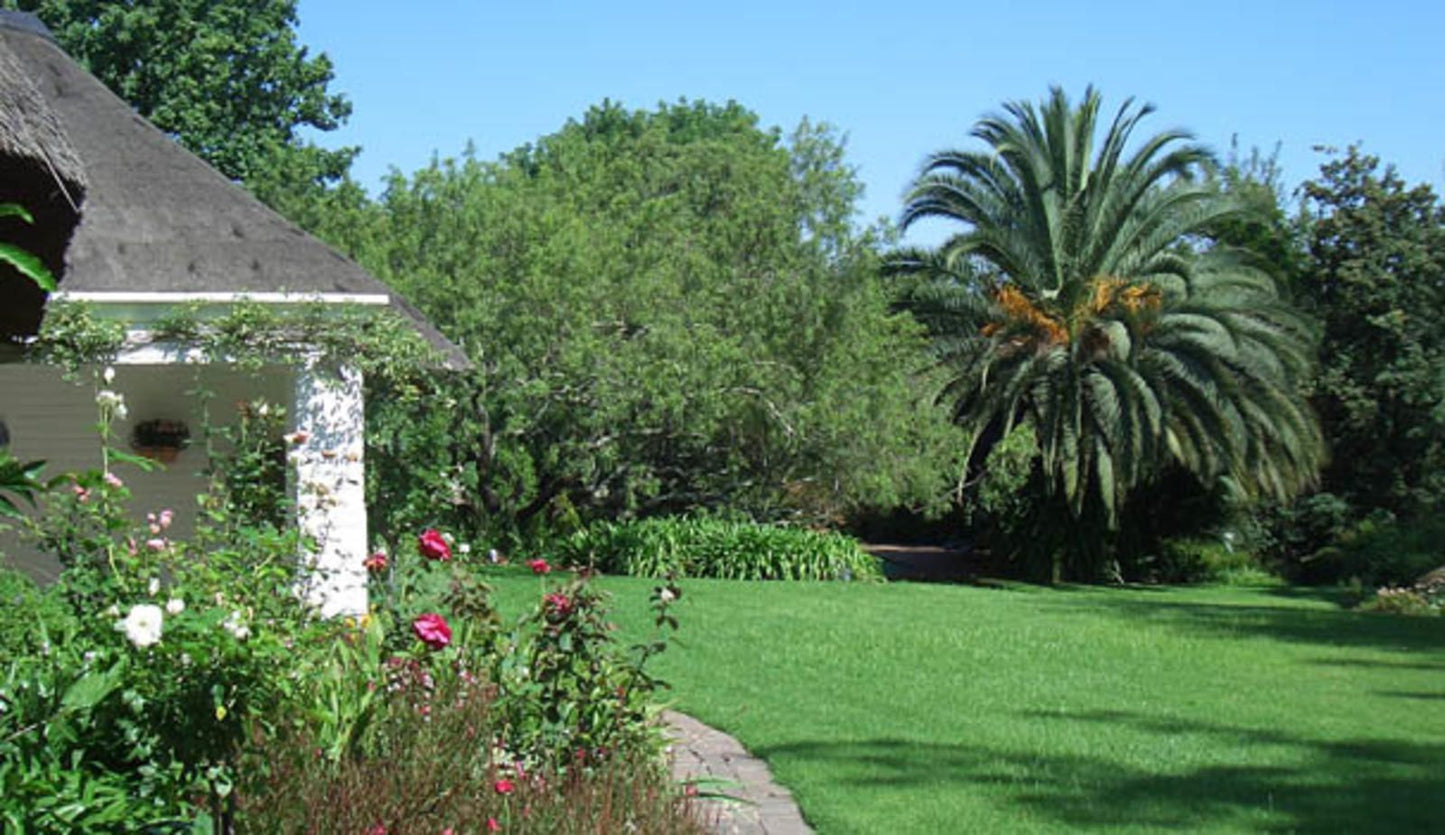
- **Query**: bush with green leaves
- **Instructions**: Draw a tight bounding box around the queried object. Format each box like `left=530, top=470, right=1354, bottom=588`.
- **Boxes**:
left=1142, top=537, right=1276, bottom=585
left=558, top=516, right=883, bottom=581
left=1306, top=516, right=1445, bottom=589
left=360, top=532, right=681, bottom=775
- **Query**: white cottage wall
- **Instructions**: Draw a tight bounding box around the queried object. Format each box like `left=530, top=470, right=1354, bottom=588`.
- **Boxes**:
left=0, top=363, right=290, bottom=582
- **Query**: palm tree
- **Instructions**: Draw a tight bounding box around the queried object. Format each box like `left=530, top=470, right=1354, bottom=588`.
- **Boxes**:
left=895, top=87, right=1322, bottom=578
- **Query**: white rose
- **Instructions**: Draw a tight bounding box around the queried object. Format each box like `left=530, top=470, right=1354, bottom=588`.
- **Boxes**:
left=121, top=604, right=164, bottom=649
left=165, top=598, right=185, bottom=615
left=221, top=611, right=251, bottom=641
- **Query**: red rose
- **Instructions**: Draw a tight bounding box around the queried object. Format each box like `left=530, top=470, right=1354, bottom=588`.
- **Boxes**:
left=544, top=592, right=573, bottom=618
left=528, top=558, right=551, bottom=575
left=493, top=778, right=515, bottom=795
left=487, top=818, right=501, bottom=832
left=363, top=551, right=389, bottom=573
left=412, top=613, right=452, bottom=650
left=418, top=529, right=452, bottom=562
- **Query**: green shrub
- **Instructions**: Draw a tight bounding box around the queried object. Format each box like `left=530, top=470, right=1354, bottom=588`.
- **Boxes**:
left=0, top=567, right=74, bottom=665
left=1307, top=517, right=1445, bottom=588
left=1145, top=537, right=1277, bottom=585
left=558, top=516, right=883, bottom=581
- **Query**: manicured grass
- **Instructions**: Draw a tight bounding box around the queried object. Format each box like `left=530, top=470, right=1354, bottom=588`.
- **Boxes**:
left=484, top=569, right=1445, bottom=833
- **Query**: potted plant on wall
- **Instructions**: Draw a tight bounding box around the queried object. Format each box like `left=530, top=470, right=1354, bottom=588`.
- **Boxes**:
left=131, top=418, right=190, bottom=463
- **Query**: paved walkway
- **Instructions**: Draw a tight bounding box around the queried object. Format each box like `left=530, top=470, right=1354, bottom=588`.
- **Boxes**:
left=664, top=710, right=813, bottom=835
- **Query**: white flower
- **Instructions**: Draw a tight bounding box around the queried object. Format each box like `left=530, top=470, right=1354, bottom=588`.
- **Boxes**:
left=104, top=604, right=121, bottom=618
left=121, top=604, right=164, bottom=649
left=102, top=366, right=115, bottom=384
left=459, top=542, right=472, bottom=555
left=221, top=611, right=251, bottom=641
left=147, top=577, right=160, bottom=597
left=659, top=588, right=677, bottom=603
left=165, top=598, right=185, bottom=615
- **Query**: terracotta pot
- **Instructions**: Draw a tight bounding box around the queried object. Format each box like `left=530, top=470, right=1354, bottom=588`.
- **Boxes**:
left=136, top=446, right=180, bottom=464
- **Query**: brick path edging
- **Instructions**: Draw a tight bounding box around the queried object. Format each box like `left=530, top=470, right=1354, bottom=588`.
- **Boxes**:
left=664, top=710, right=814, bottom=835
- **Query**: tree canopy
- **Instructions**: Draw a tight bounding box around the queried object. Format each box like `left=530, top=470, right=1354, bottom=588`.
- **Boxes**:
left=6, top=0, right=354, bottom=190
left=894, top=87, right=1323, bottom=579
left=321, top=100, right=960, bottom=543
left=1299, top=147, right=1445, bottom=520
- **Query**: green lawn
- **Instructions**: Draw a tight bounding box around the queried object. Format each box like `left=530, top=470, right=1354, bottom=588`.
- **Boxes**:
left=485, top=570, right=1445, bottom=833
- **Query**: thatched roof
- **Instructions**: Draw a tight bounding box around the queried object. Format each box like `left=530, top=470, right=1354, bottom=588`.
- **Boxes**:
left=0, top=11, right=467, bottom=367
left=0, top=11, right=87, bottom=337
left=0, top=20, right=85, bottom=198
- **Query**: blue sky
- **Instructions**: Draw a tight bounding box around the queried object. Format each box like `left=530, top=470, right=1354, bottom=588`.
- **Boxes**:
left=296, top=0, right=1444, bottom=245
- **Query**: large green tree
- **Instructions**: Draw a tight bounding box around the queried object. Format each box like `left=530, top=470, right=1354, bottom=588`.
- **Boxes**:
left=6, top=0, right=354, bottom=191
left=327, top=101, right=959, bottom=543
left=1299, top=146, right=1445, bottom=519
left=895, top=87, right=1323, bottom=580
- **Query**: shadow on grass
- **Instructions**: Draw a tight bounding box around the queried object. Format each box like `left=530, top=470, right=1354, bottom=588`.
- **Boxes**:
left=761, top=711, right=1443, bottom=834
left=1056, top=593, right=1445, bottom=655
left=1312, top=657, right=1445, bottom=672
left=1262, top=586, right=1362, bottom=607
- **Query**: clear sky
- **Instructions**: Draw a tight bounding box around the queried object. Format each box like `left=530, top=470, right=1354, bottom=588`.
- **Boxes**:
left=296, top=0, right=1444, bottom=245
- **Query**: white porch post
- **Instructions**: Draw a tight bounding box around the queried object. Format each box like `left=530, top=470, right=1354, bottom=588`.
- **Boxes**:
left=291, top=358, right=368, bottom=617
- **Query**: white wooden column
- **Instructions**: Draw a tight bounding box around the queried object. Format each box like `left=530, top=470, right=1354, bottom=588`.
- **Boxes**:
left=291, top=358, right=368, bottom=617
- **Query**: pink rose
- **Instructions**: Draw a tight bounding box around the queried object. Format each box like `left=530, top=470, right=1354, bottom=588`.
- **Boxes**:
left=493, top=778, right=515, bottom=795
left=528, top=558, right=551, bottom=575
left=103, top=472, right=124, bottom=489
left=364, top=552, right=389, bottom=573
left=418, top=529, right=452, bottom=562
left=487, top=818, right=501, bottom=831
left=412, top=613, right=452, bottom=650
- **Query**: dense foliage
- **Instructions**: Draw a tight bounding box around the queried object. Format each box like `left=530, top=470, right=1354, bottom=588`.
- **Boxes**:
left=558, top=516, right=884, bottom=581
left=894, top=87, right=1323, bottom=580
left=1298, top=147, right=1445, bottom=521
left=315, top=101, right=960, bottom=547
left=0, top=374, right=692, bottom=831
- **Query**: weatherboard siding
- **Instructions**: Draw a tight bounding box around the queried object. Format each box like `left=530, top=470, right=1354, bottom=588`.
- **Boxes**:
left=0, top=363, right=289, bottom=582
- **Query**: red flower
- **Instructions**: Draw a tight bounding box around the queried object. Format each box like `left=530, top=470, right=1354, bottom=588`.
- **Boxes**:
left=487, top=819, right=501, bottom=832
left=528, top=558, right=551, bottom=575
left=363, top=551, right=389, bottom=573
left=412, top=613, right=452, bottom=650
left=418, top=529, right=452, bottom=562
left=544, top=592, right=573, bottom=618
left=493, top=778, right=515, bottom=795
